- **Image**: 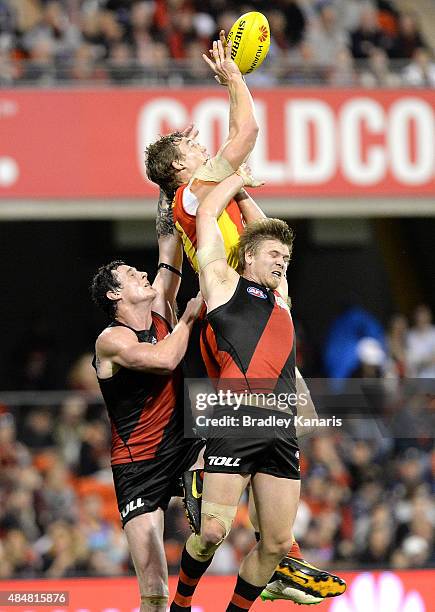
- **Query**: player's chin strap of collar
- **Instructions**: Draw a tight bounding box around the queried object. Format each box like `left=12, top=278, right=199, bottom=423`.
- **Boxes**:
left=158, top=262, right=182, bottom=278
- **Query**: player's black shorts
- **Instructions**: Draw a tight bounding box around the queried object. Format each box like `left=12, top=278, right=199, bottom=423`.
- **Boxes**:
left=112, top=439, right=204, bottom=527
left=204, top=406, right=300, bottom=480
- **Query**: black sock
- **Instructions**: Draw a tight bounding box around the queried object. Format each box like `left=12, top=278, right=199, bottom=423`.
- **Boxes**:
left=170, top=545, right=214, bottom=611
left=254, top=531, right=261, bottom=542
left=226, top=574, right=266, bottom=611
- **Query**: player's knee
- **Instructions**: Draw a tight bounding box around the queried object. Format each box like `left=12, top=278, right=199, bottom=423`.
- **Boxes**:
left=200, top=516, right=226, bottom=552
left=200, top=500, right=237, bottom=551
left=261, top=534, right=293, bottom=559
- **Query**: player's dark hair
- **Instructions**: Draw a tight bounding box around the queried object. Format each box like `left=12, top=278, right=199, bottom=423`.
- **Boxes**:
left=237, top=218, right=294, bottom=273
left=90, top=260, right=125, bottom=319
left=144, top=132, right=183, bottom=199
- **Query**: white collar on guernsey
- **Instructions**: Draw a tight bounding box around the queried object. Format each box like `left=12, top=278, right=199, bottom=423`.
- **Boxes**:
left=182, top=184, right=200, bottom=216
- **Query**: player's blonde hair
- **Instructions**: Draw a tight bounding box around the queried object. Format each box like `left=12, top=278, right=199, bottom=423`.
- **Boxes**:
left=237, top=218, right=294, bottom=273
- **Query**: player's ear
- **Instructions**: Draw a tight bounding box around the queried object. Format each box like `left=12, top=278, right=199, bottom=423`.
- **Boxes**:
left=245, top=249, right=254, bottom=266
left=106, top=289, right=121, bottom=302
left=172, top=159, right=185, bottom=171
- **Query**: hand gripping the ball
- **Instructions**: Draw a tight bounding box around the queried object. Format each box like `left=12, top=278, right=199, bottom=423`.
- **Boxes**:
left=202, top=30, right=242, bottom=86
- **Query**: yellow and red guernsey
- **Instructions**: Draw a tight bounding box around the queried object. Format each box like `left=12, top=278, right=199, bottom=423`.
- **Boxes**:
left=172, top=183, right=245, bottom=274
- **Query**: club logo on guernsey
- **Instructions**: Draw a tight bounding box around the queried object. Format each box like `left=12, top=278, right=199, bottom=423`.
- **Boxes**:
left=121, top=497, right=145, bottom=518
left=247, top=286, right=267, bottom=299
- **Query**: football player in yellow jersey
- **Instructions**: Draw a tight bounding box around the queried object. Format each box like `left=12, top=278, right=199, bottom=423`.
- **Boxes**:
left=145, top=33, right=345, bottom=606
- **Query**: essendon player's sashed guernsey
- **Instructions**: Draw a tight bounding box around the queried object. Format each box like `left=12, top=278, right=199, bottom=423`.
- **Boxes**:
left=173, top=183, right=244, bottom=273
left=95, top=313, right=186, bottom=466
left=201, top=277, right=296, bottom=396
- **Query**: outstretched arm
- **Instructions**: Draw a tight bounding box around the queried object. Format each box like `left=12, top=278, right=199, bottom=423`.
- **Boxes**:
left=203, top=33, right=259, bottom=169
left=152, top=189, right=183, bottom=325
left=235, top=189, right=266, bottom=223
left=196, top=173, right=245, bottom=301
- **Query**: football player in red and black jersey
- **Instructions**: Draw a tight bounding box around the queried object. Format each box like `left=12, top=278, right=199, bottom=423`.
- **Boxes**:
left=91, top=241, right=203, bottom=612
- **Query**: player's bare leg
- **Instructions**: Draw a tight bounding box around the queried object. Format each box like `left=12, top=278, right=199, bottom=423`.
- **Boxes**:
left=124, top=510, right=168, bottom=612
left=189, top=471, right=249, bottom=559
left=239, top=473, right=300, bottom=586
left=248, top=488, right=346, bottom=604
left=171, top=472, right=249, bottom=611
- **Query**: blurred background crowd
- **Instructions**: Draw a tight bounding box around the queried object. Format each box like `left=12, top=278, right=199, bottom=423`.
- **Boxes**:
left=0, top=302, right=433, bottom=579
left=0, top=0, right=434, bottom=588
left=1, top=0, right=435, bottom=86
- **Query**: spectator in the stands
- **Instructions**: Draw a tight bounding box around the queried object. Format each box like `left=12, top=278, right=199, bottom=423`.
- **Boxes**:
left=359, top=47, right=401, bottom=87
left=126, top=0, right=157, bottom=52
left=350, top=4, right=390, bottom=59
left=358, top=525, right=394, bottom=567
left=0, top=47, right=16, bottom=84
left=272, top=0, right=306, bottom=47
left=2, top=528, right=39, bottom=577
left=20, top=408, right=55, bottom=450
left=107, top=41, right=138, bottom=83
left=0, top=408, right=30, bottom=472
left=406, top=304, right=435, bottom=377
left=402, top=48, right=435, bottom=88
left=390, top=12, right=428, bottom=59
left=40, top=520, right=89, bottom=577
left=182, top=38, right=210, bottom=83
left=55, top=395, right=86, bottom=468
left=166, top=8, right=196, bottom=59
left=98, top=10, right=125, bottom=58
left=1, top=486, right=39, bottom=541
left=76, top=420, right=110, bottom=477
left=384, top=313, right=409, bottom=378
left=306, top=2, right=348, bottom=68
left=328, top=46, right=356, bottom=86
left=39, top=458, right=77, bottom=526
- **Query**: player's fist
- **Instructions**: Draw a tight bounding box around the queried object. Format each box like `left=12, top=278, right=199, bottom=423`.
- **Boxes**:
left=183, top=292, right=204, bottom=323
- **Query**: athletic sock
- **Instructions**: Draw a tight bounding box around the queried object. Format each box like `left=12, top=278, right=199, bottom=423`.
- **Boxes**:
left=170, top=545, right=214, bottom=611
left=287, top=539, right=304, bottom=560
left=226, top=574, right=266, bottom=611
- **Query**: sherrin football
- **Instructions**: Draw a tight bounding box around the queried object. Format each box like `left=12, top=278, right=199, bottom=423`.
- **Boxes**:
left=227, top=12, right=270, bottom=75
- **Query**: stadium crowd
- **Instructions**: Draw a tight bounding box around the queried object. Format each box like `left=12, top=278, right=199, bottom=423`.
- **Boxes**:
left=0, top=304, right=433, bottom=579
left=0, top=0, right=435, bottom=86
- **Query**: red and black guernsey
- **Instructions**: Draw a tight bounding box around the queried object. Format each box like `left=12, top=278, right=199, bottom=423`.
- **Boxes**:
left=95, top=313, right=186, bottom=466
left=201, top=277, right=296, bottom=397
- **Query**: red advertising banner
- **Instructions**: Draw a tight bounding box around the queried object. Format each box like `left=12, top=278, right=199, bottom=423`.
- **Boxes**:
left=0, top=89, right=435, bottom=198
left=0, top=571, right=433, bottom=612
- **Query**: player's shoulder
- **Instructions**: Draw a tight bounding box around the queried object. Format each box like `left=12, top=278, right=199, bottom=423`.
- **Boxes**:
left=96, top=325, right=138, bottom=356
